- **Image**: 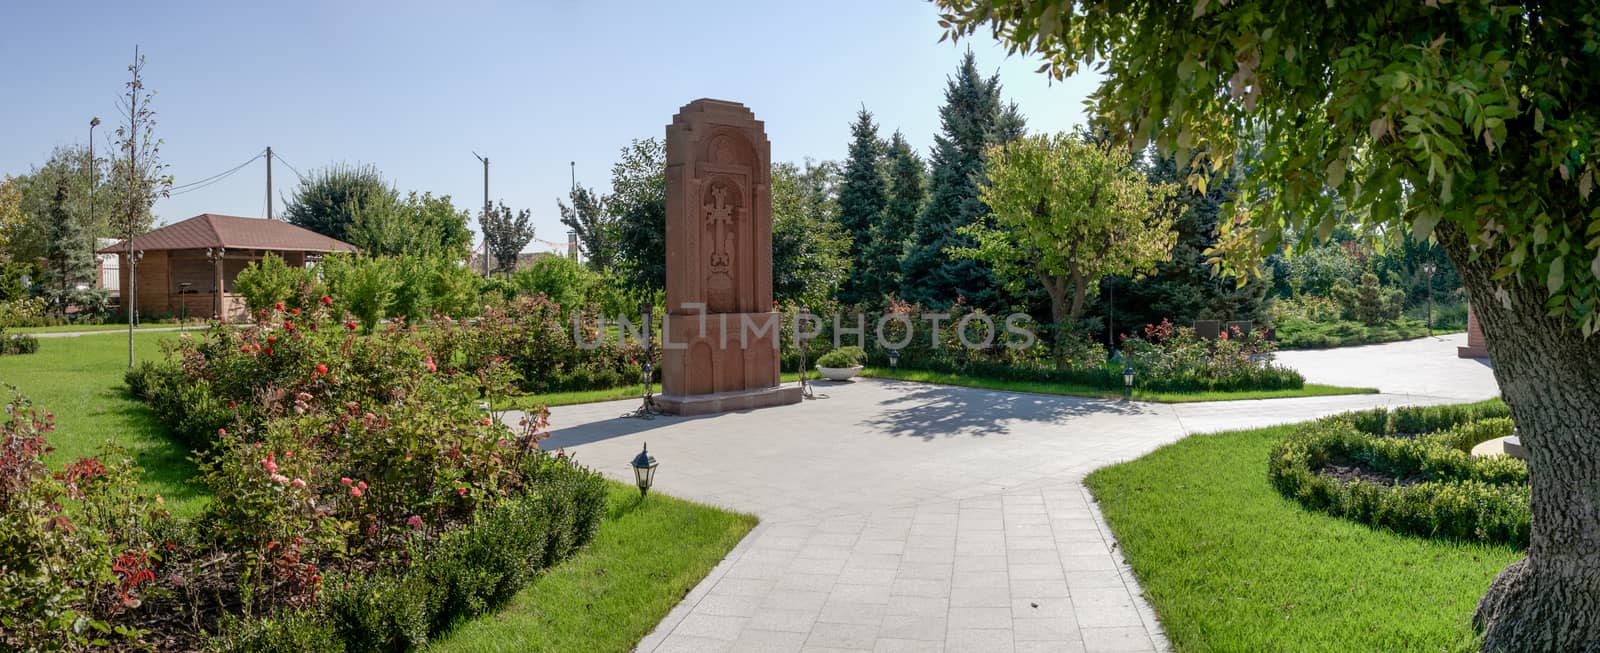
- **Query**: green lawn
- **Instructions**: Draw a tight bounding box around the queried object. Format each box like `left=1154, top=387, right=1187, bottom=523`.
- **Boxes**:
left=430, top=482, right=756, bottom=652
left=8, top=321, right=198, bottom=334
left=1084, top=422, right=1521, bottom=652
left=0, top=331, right=205, bottom=518
left=862, top=368, right=1376, bottom=403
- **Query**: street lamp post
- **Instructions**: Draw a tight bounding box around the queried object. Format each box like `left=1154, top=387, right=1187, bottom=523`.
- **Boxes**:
left=1422, top=262, right=1437, bottom=336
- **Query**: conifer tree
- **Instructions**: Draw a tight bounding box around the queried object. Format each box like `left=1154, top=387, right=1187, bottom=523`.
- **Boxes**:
left=42, top=178, right=93, bottom=292
left=862, top=131, right=924, bottom=301
left=901, top=52, right=1024, bottom=310
left=836, top=108, right=889, bottom=305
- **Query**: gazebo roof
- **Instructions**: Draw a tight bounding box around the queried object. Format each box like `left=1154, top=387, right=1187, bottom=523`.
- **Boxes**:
left=98, top=214, right=358, bottom=254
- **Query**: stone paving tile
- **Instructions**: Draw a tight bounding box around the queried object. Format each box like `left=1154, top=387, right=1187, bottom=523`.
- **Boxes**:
left=554, top=336, right=1500, bottom=653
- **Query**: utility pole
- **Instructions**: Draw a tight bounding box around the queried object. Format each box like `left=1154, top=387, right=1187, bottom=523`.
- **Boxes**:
left=570, top=160, right=576, bottom=192
left=474, top=152, right=489, bottom=275
left=266, top=145, right=273, bottom=219
left=125, top=47, right=139, bottom=368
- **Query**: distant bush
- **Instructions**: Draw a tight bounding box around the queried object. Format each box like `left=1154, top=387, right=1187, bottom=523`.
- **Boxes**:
left=817, top=346, right=866, bottom=368
left=1268, top=401, right=1528, bottom=547
left=234, top=252, right=324, bottom=316
left=0, top=327, right=36, bottom=355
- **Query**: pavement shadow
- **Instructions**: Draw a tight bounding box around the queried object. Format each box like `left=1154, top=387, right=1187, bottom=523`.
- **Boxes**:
left=540, top=409, right=716, bottom=450
left=861, top=379, right=1149, bottom=440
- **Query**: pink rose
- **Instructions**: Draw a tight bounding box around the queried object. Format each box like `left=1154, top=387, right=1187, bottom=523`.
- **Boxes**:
left=406, top=515, right=424, bottom=529
left=350, top=487, right=363, bottom=497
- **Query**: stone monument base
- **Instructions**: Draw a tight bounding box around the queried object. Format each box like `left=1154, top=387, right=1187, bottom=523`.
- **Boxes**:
left=657, top=385, right=802, bottom=416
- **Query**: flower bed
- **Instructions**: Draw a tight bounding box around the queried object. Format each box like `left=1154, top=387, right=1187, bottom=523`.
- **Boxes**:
left=1, top=296, right=609, bottom=651
left=1267, top=400, right=1529, bottom=546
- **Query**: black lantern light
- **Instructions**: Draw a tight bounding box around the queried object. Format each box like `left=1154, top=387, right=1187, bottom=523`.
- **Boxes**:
left=1123, top=365, right=1135, bottom=400
left=631, top=443, right=658, bottom=497
left=888, top=349, right=901, bottom=368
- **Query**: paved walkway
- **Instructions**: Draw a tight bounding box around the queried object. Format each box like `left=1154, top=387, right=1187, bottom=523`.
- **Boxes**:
left=523, top=334, right=1497, bottom=653
left=30, top=326, right=188, bottom=338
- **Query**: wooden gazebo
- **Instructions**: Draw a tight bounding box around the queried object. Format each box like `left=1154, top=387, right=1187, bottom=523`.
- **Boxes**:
left=99, top=214, right=356, bottom=323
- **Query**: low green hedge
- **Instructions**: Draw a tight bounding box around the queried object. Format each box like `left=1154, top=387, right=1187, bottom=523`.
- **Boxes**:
left=1272, top=316, right=1433, bottom=350
left=816, top=346, right=866, bottom=369
left=213, top=452, right=608, bottom=652
left=1268, top=401, right=1529, bottom=547
left=868, top=354, right=1305, bottom=394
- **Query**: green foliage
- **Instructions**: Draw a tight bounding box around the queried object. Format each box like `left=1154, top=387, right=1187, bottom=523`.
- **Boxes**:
left=837, top=108, right=890, bottom=305
left=479, top=201, right=535, bottom=275
left=606, top=138, right=667, bottom=294
left=1284, top=243, right=1361, bottom=297
left=935, top=0, right=1600, bottom=334
left=510, top=255, right=592, bottom=313
left=959, top=132, right=1177, bottom=343
left=284, top=163, right=396, bottom=244
left=348, top=191, right=473, bottom=259
left=41, top=178, right=95, bottom=294
left=558, top=185, right=615, bottom=271
left=862, top=132, right=926, bottom=302
left=902, top=52, right=1024, bottom=311
left=816, top=346, right=867, bottom=369
left=0, top=327, right=38, bottom=355
left=1268, top=414, right=1528, bottom=547
left=1331, top=273, right=1406, bottom=325
left=234, top=253, right=324, bottom=316
left=771, top=161, right=850, bottom=309
left=321, top=255, right=398, bottom=332
left=1100, top=154, right=1269, bottom=336
left=0, top=391, right=172, bottom=652
left=223, top=452, right=606, bottom=653
left=1269, top=295, right=1436, bottom=349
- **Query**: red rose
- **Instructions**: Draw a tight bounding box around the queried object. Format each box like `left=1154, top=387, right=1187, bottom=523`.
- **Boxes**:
left=289, top=308, right=300, bottom=315
left=320, top=295, right=332, bottom=305
left=274, top=302, right=284, bottom=311
left=267, top=336, right=276, bottom=344
left=346, top=321, right=358, bottom=330
left=315, top=364, right=329, bottom=375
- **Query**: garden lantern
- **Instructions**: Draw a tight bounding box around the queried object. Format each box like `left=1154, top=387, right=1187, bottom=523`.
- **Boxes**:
left=631, top=443, right=658, bottom=497
left=888, top=349, right=901, bottom=368
left=1123, top=365, right=1135, bottom=400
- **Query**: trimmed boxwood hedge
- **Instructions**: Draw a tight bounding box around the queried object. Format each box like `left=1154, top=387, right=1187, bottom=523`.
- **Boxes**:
left=1268, top=400, right=1530, bottom=547
left=212, top=452, right=608, bottom=652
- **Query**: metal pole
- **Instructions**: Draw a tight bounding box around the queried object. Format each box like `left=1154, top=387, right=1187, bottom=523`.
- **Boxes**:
left=474, top=153, right=489, bottom=275
left=125, top=48, right=137, bottom=368
left=266, top=146, right=273, bottom=219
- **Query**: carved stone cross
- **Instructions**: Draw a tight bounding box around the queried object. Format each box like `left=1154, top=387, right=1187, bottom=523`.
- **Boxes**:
left=705, top=185, right=733, bottom=273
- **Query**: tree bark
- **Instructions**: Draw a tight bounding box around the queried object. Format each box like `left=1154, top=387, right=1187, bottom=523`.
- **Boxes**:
left=1439, top=224, right=1600, bottom=652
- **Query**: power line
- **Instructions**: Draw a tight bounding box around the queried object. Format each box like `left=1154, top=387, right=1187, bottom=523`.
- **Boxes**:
left=168, top=150, right=265, bottom=195
left=270, top=150, right=308, bottom=183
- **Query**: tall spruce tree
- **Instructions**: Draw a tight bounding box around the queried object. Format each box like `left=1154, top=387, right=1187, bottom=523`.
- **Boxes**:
left=836, top=108, right=889, bottom=305
left=42, top=178, right=93, bottom=292
left=901, top=52, right=1023, bottom=310
left=863, top=131, right=925, bottom=301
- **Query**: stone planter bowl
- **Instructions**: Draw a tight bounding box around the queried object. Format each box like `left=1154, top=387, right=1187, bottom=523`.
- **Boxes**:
left=816, top=365, right=864, bottom=381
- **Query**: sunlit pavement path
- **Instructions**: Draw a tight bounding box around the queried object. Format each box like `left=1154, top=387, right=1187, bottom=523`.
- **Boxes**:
left=510, top=333, right=1496, bottom=653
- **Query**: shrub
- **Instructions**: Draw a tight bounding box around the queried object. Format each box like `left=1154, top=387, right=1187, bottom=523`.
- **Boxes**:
left=0, top=326, right=37, bottom=355
left=817, top=345, right=866, bottom=368
left=1268, top=407, right=1529, bottom=547
left=1331, top=273, right=1406, bottom=325
left=0, top=391, right=172, bottom=652
left=235, top=253, right=322, bottom=316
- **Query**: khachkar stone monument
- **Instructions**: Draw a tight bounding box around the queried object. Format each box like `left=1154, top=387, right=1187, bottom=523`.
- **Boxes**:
left=657, top=99, right=802, bottom=415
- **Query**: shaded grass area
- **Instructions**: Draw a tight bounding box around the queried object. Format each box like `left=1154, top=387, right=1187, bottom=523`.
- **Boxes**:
left=1084, top=423, right=1520, bottom=652
left=502, top=371, right=807, bottom=410
left=862, top=368, right=1376, bottom=403
left=0, top=331, right=205, bottom=518
left=429, top=481, right=756, bottom=652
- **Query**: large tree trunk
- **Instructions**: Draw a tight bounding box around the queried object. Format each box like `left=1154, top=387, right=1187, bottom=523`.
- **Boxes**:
left=1439, top=224, right=1600, bottom=652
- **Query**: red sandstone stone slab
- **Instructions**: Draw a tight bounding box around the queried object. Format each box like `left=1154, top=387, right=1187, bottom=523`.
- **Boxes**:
left=658, top=99, right=790, bottom=415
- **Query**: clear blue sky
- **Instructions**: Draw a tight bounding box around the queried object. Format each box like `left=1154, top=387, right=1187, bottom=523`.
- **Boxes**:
left=0, top=0, right=1100, bottom=253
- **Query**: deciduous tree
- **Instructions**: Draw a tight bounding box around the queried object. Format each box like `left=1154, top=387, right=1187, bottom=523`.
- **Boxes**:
left=284, top=163, right=395, bottom=244
left=606, top=138, right=667, bottom=293
left=956, top=133, right=1176, bottom=355
left=479, top=201, right=534, bottom=275
left=558, top=185, right=615, bottom=271
left=936, top=2, right=1600, bottom=647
